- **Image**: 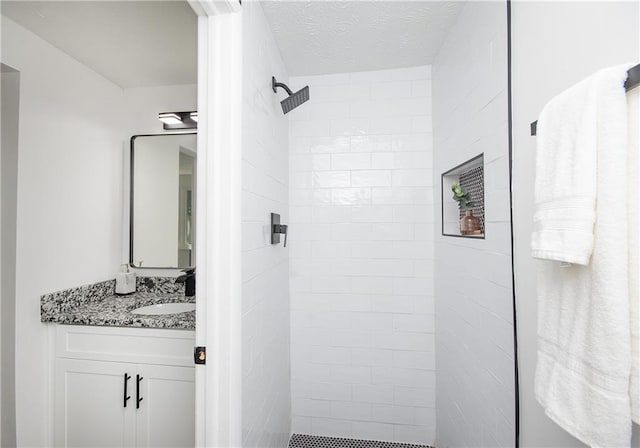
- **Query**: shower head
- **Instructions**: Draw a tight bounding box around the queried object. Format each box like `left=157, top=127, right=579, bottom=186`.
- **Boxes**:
left=281, top=86, right=309, bottom=114
left=272, top=76, right=310, bottom=114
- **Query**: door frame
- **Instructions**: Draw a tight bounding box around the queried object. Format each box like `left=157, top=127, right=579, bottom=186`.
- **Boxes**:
left=188, top=1, right=243, bottom=446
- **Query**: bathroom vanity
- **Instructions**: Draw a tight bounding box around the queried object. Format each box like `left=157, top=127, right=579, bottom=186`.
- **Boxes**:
left=54, top=325, right=194, bottom=447
left=36, top=131, right=200, bottom=447
left=41, top=277, right=195, bottom=447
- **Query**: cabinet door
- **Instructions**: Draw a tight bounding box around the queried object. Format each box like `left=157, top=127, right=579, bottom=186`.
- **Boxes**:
left=135, top=364, right=195, bottom=447
left=55, top=359, right=136, bottom=447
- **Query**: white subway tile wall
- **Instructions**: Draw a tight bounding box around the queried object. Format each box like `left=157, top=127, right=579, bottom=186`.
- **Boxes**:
left=241, top=3, right=291, bottom=447
left=289, top=66, right=435, bottom=445
left=432, top=2, right=516, bottom=447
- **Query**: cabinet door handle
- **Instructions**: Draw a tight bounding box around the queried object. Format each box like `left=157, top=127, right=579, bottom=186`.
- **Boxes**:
left=123, top=373, right=131, bottom=407
left=136, top=374, right=143, bottom=409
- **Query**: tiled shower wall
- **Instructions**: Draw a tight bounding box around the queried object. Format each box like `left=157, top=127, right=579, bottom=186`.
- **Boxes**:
left=241, top=3, right=291, bottom=447
left=432, top=2, right=515, bottom=447
left=288, top=66, right=435, bottom=445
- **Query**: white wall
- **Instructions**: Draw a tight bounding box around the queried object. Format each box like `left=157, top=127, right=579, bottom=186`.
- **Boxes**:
left=510, top=2, right=640, bottom=446
left=0, top=16, right=125, bottom=446
left=1, top=63, right=19, bottom=447
left=432, top=2, right=515, bottom=447
left=240, top=3, right=291, bottom=447
left=288, top=66, right=435, bottom=445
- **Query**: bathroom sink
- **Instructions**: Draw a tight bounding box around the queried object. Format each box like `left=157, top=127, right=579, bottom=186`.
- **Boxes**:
left=131, top=302, right=195, bottom=316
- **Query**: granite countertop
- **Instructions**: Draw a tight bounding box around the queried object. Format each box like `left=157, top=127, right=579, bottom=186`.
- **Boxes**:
left=41, top=277, right=195, bottom=330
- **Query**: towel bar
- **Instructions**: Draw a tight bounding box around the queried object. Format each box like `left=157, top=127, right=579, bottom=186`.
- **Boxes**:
left=530, top=63, right=640, bottom=136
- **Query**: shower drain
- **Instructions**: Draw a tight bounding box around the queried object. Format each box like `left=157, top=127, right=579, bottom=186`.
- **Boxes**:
left=288, top=433, right=434, bottom=448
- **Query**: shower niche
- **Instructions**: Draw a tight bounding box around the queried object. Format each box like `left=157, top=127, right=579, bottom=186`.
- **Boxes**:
left=441, top=154, right=485, bottom=238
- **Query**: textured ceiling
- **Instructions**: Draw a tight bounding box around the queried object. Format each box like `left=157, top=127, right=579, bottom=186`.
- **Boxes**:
left=260, top=1, right=464, bottom=76
left=1, top=1, right=197, bottom=88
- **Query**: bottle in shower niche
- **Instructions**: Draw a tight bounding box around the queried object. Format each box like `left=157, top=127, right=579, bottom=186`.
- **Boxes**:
left=460, top=209, right=482, bottom=236
left=116, top=264, right=136, bottom=295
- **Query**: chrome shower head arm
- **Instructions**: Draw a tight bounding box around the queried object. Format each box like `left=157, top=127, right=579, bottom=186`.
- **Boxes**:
left=272, top=76, right=293, bottom=96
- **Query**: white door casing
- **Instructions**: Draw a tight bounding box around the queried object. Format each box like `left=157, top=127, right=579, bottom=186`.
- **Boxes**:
left=188, top=1, right=243, bottom=447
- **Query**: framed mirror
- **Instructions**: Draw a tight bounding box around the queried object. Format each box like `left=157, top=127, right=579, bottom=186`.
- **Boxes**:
left=130, top=133, right=196, bottom=268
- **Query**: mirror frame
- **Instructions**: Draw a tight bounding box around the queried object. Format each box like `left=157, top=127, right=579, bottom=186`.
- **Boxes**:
left=129, top=132, right=197, bottom=269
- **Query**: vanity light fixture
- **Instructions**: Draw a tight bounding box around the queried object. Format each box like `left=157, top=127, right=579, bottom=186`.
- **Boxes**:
left=158, top=111, right=198, bottom=130
left=158, top=112, right=182, bottom=125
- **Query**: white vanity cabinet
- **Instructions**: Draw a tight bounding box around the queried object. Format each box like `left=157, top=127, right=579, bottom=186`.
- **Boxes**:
left=134, top=363, right=195, bottom=447
left=55, top=358, right=136, bottom=447
left=53, top=325, right=195, bottom=448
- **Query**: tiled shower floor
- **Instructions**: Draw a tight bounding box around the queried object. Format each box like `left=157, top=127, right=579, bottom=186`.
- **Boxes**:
left=288, top=434, right=434, bottom=448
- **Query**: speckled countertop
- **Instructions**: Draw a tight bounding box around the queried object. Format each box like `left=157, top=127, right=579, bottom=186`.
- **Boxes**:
left=41, top=277, right=195, bottom=330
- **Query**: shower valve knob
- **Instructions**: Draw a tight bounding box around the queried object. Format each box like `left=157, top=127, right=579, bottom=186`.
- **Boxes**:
left=273, top=224, right=288, bottom=247
left=270, top=213, right=288, bottom=247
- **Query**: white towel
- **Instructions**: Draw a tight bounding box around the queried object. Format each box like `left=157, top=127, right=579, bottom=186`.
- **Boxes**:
left=533, top=64, right=634, bottom=447
left=628, top=86, right=640, bottom=425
